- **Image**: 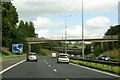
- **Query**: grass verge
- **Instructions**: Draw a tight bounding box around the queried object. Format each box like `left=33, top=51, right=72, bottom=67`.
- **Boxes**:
left=0, top=47, right=26, bottom=61
left=70, top=59, right=120, bottom=75
left=0, top=54, right=26, bottom=61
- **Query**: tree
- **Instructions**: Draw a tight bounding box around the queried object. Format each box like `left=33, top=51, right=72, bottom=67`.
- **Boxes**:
left=103, top=43, right=110, bottom=51
left=105, top=25, right=119, bottom=36
left=18, top=21, right=36, bottom=38
left=104, top=25, right=120, bottom=49
left=2, top=2, right=19, bottom=48
left=114, top=42, right=120, bottom=49
left=84, top=44, right=91, bottom=55
left=28, top=22, right=36, bottom=37
left=18, top=20, right=28, bottom=38
left=94, top=45, right=103, bottom=56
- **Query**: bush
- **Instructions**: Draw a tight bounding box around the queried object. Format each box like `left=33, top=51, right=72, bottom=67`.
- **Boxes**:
left=70, top=59, right=120, bottom=75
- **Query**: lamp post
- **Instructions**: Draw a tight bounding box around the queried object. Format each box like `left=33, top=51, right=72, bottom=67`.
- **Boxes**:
left=82, top=0, right=84, bottom=59
left=59, top=15, right=72, bottom=54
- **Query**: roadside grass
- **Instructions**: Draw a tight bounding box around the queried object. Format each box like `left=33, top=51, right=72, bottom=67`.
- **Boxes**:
left=85, top=48, right=120, bottom=62
left=70, top=59, right=120, bottom=75
left=104, top=49, right=119, bottom=58
left=1, top=54, right=26, bottom=61
left=0, top=47, right=26, bottom=61
left=104, top=48, right=120, bottom=61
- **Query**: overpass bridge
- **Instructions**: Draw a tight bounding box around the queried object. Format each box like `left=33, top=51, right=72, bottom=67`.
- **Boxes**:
left=26, top=37, right=119, bottom=52
left=26, top=38, right=118, bottom=43
left=53, top=47, right=82, bottom=52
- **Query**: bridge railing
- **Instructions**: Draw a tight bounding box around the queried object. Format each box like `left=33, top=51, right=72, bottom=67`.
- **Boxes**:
left=103, top=35, right=118, bottom=39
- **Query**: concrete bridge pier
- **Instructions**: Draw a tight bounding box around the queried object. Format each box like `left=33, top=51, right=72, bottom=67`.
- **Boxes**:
left=28, top=44, right=31, bottom=52
left=101, top=42, right=104, bottom=49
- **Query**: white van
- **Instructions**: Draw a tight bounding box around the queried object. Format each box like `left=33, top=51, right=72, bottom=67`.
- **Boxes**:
left=52, top=53, right=56, bottom=58
left=57, top=53, right=69, bottom=63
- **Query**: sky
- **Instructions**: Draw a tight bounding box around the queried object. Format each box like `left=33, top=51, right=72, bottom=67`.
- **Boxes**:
left=11, top=0, right=120, bottom=39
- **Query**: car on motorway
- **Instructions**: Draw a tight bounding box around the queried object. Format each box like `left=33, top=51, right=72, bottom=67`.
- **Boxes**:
left=26, top=52, right=37, bottom=62
left=51, top=53, right=56, bottom=58
left=98, top=54, right=110, bottom=61
left=57, top=54, right=69, bottom=63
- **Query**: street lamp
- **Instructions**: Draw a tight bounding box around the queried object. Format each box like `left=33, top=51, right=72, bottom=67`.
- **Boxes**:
left=59, top=15, right=72, bottom=54
left=82, top=0, right=84, bottom=59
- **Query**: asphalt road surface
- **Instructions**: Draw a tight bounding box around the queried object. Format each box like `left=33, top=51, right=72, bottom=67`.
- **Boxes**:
left=2, top=56, right=119, bottom=80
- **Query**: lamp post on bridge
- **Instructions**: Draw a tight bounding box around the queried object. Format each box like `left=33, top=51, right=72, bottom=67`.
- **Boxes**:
left=59, top=14, right=72, bottom=54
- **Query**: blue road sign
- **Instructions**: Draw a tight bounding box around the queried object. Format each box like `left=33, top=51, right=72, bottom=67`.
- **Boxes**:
left=12, top=44, right=23, bottom=53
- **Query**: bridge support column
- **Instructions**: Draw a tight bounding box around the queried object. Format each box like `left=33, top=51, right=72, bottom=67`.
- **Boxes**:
left=101, top=42, right=104, bottom=49
left=29, top=44, right=31, bottom=52
left=112, top=42, right=114, bottom=45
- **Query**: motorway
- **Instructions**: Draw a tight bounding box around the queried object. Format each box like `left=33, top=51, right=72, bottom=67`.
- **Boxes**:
left=2, top=56, right=119, bottom=80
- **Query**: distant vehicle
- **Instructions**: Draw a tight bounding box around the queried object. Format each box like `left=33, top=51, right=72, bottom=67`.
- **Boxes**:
left=76, top=55, right=82, bottom=59
left=57, top=54, right=69, bottom=63
left=98, top=54, right=110, bottom=61
left=52, top=53, right=56, bottom=58
left=71, top=55, right=74, bottom=57
left=26, top=52, right=37, bottom=62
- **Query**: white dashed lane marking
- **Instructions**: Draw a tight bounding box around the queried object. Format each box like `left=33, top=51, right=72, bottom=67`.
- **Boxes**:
left=49, top=65, right=51, bottom=67
left=53, top=69, right=57, bottom=72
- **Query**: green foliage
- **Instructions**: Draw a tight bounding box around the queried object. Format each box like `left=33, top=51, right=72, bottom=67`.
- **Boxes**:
left=103, top=48, right=120, bottom=60
left=105, top=25, right=120, bottom=36
left=68, top=51, right=80, bottom=55
left=17, top=20, right=28, bottom=38
left=18, top=20, right=36, bottom=38
left=28, top=22, right=36, bottom=37
left=47, top=41, right=62, bottom=50
left=70, top=60, right=120, bottom=75
left=31, top=44, right=42, bottom=55
left=0, top=47, right=12, bottom=55
left=2, top=2, right=35, bottom=54
left=103, top=43, right=110, bottom=51
left=2, top=54, right=26, bottom=61
left=87, top=25, right=120, bottom=57
left=94, top=45, right=103, bottom=56
left=2, top=2, right=19, bottom=48
left=84, top=44, right=91, bottom=55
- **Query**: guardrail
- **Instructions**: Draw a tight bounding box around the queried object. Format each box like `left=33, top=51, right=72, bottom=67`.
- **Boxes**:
left=69, top=57, right=120, bottom=66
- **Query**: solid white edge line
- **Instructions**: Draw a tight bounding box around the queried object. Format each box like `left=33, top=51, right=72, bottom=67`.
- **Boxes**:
left=0, top=59, right=26, bottom=74
left=70, top=63, right=120, bottom=78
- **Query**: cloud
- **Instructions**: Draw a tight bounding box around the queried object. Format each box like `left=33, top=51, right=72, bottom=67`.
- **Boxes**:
left=84, top=0, right=119, bottom=11
left=67, top=25, right=82, bottom=38
left=34, top=16, right=112, bottom=39
left=35, top=29, right=49, bottom=38
left=85, top=16, right=111, bottom=38
left=33, top=17, right=64, bottom=38
left=12, top=0, right=119, bottom=20
left=33, top=17, right=63, bottom=30
left=11, top=0, right=118, bottom=39
left=86, top=16, right=111, bottom=27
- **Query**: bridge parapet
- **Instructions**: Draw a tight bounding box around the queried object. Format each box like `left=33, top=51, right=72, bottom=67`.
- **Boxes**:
left=103, top=35, right=118, bottom=39
left=26, top=37, right=49, bottom=41
left=26, top=37, right=118, bottom=43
